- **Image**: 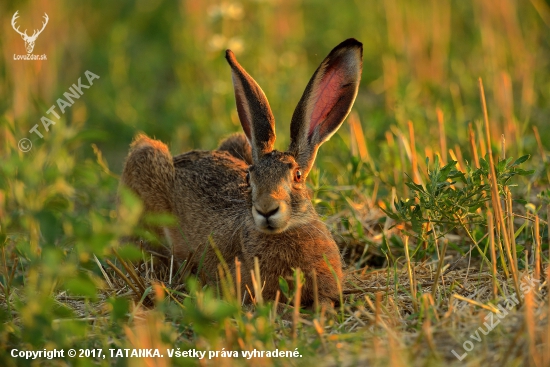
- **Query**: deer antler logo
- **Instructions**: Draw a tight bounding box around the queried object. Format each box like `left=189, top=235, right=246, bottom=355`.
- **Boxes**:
left=11, top=11, right=49, bottom=54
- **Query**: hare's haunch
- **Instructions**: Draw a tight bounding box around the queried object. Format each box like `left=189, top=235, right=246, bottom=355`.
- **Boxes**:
left=120, top=38, right=363, bottom=306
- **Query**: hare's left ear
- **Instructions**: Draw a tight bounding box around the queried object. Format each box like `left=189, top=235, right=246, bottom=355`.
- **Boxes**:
left=288, top=39, right=362, bottom=176
left=226, top=50, right=276, bottom=163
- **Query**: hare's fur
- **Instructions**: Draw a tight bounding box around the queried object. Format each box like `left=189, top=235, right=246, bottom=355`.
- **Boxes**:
left=120, top=39, right=363, bottom=306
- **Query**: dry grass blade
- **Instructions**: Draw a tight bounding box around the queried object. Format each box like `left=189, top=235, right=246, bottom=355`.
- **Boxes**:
left=431, top=239, right=448, bottom=300
left=501, top=134, right=506, bottom=160
left=374, top=292, right=382, bottom=357
left=468, top=123, right=480, bottom=169
left=312, top=268, right=319, bottom=315
left=533, top=125, right=546, bottom=161
left=113, top=248, right=146, bottom=295
left=93, top=254, right=114, bottom=289
left=453, top=144, right=466, bottom=172
left=253, top=257, right=263, bottom=306
left=437, top=108, right=447, bottom=164
left=488, top=212, right=498, bottom=299
left=271, top=290, right=280, bottom=323
left=408, top=120, right=421, bottom=185
left=479, top=77, right=521, bottom=303
left=235, top=257, right=242, bottom=308
left=175, top=251, right=195, bottom=284
left=169, top=255, right=173, bottom=285
left=292, top=268, right=302, bottom=341
left=524, top=289, right=540, bottom=366
left=507, top=189, right=519, bottom=273
left=447, top=148, right=460, bottom=170
left=422, top=294, right=437, bottom=357
left=105, top=259, right=141, bottom=297
left=161, top=283, right=185, bottom=309
left=404, top=236, right=417, bottom=312
left=452, top=293, right=499, bottom=313
left=535, top=215, right=541, bottom=281
left=349, top=111, right=372, bottom=167
left=532, top=125, right=550, bottom=183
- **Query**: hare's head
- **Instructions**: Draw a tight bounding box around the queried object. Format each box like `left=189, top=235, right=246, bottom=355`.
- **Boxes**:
left=226, top=39, right=363, bottom=234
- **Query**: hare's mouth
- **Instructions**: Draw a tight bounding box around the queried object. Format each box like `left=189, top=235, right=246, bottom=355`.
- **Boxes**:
left=254, top=216, right=289, bottom=234
left=258, top=223, right=288, bottom=234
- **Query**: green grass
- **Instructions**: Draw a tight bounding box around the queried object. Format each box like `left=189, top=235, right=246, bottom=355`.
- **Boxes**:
left=1, top=0, right=550, bottom=366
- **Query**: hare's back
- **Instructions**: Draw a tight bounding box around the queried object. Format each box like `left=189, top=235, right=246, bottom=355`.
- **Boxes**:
left=172, top=150, right=249, bottom=209
left=169, top=150, right=249, bottom=270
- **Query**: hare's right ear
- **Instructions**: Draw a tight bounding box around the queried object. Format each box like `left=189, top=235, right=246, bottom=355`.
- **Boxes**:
left=288, top=39, right=362, bottom=177
left=226, top=50, right=276, bottom=162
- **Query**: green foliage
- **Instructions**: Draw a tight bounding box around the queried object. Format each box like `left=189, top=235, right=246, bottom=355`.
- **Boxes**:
left=385, top=155, right=533, bottom=260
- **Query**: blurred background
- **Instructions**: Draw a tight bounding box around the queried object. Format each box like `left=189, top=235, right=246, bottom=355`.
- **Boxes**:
left=1, top=0, right=549, bottom=180
left=1, top=1, right=550, bottom=360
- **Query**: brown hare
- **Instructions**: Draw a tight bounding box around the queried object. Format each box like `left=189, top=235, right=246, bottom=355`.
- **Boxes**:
left=120, top=38, right=363, bottom=307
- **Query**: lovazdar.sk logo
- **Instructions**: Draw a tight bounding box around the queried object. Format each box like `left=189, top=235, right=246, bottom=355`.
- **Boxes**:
left=11, top=10, right=48, bottom=60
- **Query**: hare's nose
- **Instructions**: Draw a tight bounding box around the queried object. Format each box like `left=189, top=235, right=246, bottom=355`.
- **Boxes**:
left=255, top=206, right=279, bottom=219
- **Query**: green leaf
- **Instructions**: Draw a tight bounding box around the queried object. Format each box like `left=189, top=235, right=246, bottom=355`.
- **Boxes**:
left=381, top=206, right=400, bottom=220
left=65, top=276, right=98, bottom=300
left=36, top=210, right=64, bottom=246
left=480, top=158, right=489, bottom=172
left=515, top=169, right=535, bottom=176
left=117, top=245, right=143, bottom=262
left=52, top=302, right=75, bottom=318
left=279, top=276, right=290, bottom=299
left=108, top=297, right=130, bottom=322
left=144, top=212, right=177, bottom=227
left=440, top=161, right=457, bottom=180
left=497, top=158, right=507, bottom=173
left=410, top=205, right=423, bottom=234
left=511, top=154, right=530, bottom=167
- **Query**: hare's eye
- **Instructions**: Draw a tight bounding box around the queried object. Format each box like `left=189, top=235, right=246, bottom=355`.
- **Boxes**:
left=246, top=172, right=250, bottom=185
left=294, top=170, right=302, bottom=182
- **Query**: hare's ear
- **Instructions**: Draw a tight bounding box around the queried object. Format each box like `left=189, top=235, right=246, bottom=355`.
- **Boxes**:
left=226, top=50, right=276, bottom=162
left=288, top=39, right=362, bottom=176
